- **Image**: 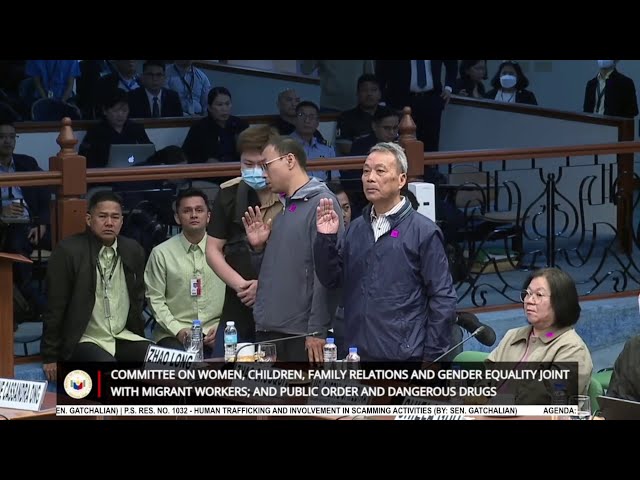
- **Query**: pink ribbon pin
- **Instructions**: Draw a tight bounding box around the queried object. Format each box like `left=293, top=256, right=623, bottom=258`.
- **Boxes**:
left=390, top=230, right=399, bottom=238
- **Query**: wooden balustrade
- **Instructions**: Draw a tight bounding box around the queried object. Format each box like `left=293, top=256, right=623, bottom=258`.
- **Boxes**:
left=2, top=114, right=640, bottom=373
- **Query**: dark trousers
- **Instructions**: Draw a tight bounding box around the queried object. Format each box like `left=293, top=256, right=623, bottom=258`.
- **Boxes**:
left=69, top=339, right=153, bottom=362
left=255, top=331, right=308, bottom=362
left=408, top=92, right=445, bottom=153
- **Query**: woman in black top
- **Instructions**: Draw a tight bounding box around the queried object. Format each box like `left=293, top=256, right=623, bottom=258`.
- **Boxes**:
left=78, top=89, right=152, bottom=168
left=181, top=86, right=249, bottom=164
left=485, top=60, right=538, bottom=105
left=454, top=60, right=487, bottom=99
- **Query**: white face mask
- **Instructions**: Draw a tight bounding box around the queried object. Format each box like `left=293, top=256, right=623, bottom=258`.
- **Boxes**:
left=598, top=60, right=615, bottom=69
left=500, top=74, right=517, bottom=89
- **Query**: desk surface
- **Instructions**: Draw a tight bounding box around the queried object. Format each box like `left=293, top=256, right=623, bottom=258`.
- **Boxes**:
left=0, top=392, right=57, bottom=420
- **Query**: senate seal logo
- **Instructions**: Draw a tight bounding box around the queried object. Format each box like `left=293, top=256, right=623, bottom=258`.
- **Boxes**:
left=64, top=370, right=93, bottom=399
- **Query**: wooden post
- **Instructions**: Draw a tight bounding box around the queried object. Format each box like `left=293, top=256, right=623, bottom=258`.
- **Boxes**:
left=617, top=119, right=635, bottom=254
left=0, top=253, right=32, bottom=378
left=398, top=106, right=424, bottom=183
left=49, top=117, right=87, bottom=247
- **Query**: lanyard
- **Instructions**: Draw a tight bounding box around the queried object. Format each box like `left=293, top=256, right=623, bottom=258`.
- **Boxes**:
left=45, top=61, right=60, bottom=94
left=97, top=251, right=119, bottom=287
left=97, top=252, right=119, bottom=318
left=175, top=65, right=195, bottom=99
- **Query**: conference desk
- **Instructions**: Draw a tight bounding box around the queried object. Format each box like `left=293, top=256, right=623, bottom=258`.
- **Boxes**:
left=0, top=392, right=57, bottom=420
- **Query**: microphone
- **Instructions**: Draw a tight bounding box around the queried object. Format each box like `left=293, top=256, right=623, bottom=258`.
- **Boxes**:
left=456, top=312, right=496, bottom=347
left=234, top=331, right=320, bottom=360
left=424, top=326, right=490, bottom=368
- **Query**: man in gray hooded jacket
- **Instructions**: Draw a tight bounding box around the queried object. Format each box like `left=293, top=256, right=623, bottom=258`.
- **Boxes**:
left=242, top=136, right=344, bottom=362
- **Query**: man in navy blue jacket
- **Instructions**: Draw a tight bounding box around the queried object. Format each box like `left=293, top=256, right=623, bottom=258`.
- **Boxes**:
left=313, top=142, right=456, bottom=362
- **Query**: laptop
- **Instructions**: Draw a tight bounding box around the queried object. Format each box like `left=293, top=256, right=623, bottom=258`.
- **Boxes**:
left=597, top=395, right=640, bottom=420
left=107, top=144, right=156, bottom=168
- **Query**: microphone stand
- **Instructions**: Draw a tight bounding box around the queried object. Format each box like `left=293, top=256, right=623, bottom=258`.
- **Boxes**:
left=424, top=326, right=487, bottom=369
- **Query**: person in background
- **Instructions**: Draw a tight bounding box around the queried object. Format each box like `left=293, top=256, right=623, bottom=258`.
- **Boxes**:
left=454, top=60, right=487, bottom=98
left=78, top=88, right=152, bottom=169
left=242, top=136, right=344, bottom=362
left=583, top=60, right=638, bottom=118
left=289, top=101, right=339, bottom=182
left=335, top=74, right=382, bottom=156
left=165, top=60, right=212, bottom=116
left=314, top=142, right=456, bottom=362
left=300, top=60, right=374, bottom=112
left=0, top=120, right=51, bottom=319
left=486, top=268, right=592, bottom=402
left=182, top=86, right=249, bottom=165
left=376, top=60, right=458, bottom=156
left=486, top=60, right=537, bottom=105
left=605, top=333, right=640, bottom=405
left=272, top=88, right=325, bottom=142
left=25, top=60, right=81, bottom=104
left=206, top=125, right=283, bottom=357
left=41, top=191, right=151, bottom=382
left=127, top=61, right=183, bottom=118
left=145, top=188, right=225, bottom=356
left=326, top=182, right=351, bottom=358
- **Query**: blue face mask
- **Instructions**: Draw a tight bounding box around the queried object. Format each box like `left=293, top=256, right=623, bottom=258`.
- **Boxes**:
left=241, top=167, right=267, bottom=190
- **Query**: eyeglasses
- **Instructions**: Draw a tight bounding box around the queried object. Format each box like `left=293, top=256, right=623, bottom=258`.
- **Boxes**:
left=260, top=154, right=289, bottom=171
left=297, top=113, right=318, bottom=121
left=0, top=134, right=18, bottom=141
left=520, top=289, right=551, bottom=303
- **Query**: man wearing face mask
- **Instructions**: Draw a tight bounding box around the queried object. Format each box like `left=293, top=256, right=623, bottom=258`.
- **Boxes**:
left=206, top=125, right=284, bottom=356
left=583, top=60, right=638, bottom=118
left=486, top=60, right=537, bottom=105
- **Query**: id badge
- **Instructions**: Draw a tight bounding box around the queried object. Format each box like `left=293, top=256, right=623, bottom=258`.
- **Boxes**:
left=47, top=90, right=54, bottom=99
left=190, top=277, right=202, bottom=296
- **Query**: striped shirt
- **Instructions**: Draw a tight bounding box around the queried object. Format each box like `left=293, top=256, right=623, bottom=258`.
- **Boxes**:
left=370, top=197, right=406, bottom=242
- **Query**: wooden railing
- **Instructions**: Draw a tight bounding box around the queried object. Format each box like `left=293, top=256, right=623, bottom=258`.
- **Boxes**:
left=194, top=60, right=320, bottom=85
left=4, top=111, right=640, bottom=373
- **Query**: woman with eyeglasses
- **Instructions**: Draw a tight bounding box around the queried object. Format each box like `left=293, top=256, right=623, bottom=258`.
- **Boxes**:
left=485, top=268, right=593, bottom=400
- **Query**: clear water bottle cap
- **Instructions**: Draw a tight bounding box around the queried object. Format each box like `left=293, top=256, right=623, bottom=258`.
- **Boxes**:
left=227, top=321, right=235, bottom=326
left=326, top=338, right=335, bottom=344
left=349, top=347, right=358, bottom=354
left=192, top=319, right=201, bottom=326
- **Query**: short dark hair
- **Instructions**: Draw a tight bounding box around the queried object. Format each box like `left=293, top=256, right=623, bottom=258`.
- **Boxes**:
left=266, top=135, right=307, bottom=169
left=373, top=105, right=400, bottom=123
left=295, top=101, right=319, bottom=115
left=0, top=119, right=15, bottom=130
left=459, top=60, right=488, bottom=80
left=175, top=188, right=210, bottom=212
left=490, top=60, right=530, bottom=91
left=326, top=181, right=346, bottom=197
left=143, top=60, right=166, bottom=72
left=523, top=268, right=581, bottom=328
left=102, top=88, right=129, bottom=110
left=208, top=86, right=232, bottom=106
left=88, top=191, right=124, bottom=212
left=357, top=74, right=380, bottom=91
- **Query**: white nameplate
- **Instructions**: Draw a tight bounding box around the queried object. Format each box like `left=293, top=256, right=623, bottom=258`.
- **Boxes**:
left=0, top=378, right=47, bottom=411
left=144, top=345, right=196, bottom=370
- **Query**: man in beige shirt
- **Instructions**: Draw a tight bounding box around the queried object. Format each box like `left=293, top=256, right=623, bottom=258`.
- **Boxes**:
left=145, top=188, right=225, bottom=354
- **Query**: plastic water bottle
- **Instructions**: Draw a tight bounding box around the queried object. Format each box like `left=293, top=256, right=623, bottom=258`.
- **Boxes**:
left=224, top=321, right=238, bottom=362
left=345, top=347, right=360, bottom=369
left=323, top=337, right=337, bottom=363
left=191, top=319, right=203, bottom=362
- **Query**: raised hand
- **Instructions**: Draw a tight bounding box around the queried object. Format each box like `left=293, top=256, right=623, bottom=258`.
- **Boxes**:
left=242, top=206, right=272, bottom=250
left=316, top=197, right=340, bottom=235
